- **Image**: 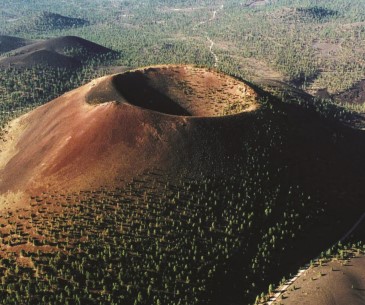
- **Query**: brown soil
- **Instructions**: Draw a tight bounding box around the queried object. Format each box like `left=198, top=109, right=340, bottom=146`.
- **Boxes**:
left=275, top=256, right=365, bottom=305
left=0, top=65, right=259, bottom=202
left=313, top=41, right=342, bottom=57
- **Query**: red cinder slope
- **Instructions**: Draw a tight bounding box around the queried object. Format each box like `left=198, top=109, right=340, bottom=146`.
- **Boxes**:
left=0, top=65, right=259, bottom=202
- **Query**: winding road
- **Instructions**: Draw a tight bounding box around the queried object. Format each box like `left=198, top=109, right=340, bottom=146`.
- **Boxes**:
left=206, top=36, right=219, bottom=67
left=194, top=4, right=224, bottom=67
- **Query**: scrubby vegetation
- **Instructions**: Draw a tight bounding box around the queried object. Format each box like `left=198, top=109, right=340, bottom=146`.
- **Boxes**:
left=0, top=0, right=364, bottom=304
left=0, top=103, right=328, bottom=304
left=0, top=63, right=111, bottom=128
left=0, top=38, right=117, bottom=128
left=0, top=0, right=364, bottom=96
left=1, top=92, right=363, bottom=304
left=0, top=0, right=363, bottom=117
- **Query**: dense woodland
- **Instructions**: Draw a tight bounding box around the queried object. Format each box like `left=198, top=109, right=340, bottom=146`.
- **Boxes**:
left=0, top=0, right=363, bottom=117
left=1, top=0, right=364, bottom=92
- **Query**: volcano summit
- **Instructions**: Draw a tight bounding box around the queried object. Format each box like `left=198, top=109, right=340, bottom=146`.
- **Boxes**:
left=0, top=65, right=259, bottom=205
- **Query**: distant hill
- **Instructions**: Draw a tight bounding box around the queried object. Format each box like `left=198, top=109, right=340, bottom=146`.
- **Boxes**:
left=0, top=36, right=113, bottom=69
left=0, top=35, right=34, bottom=54
left=0, top=49, right=81, bottom=69
left=296, top=6, right=338, bottom=20
left=274, top=6, right=339, bottom=23
left=12, top=11, right=89, bottom=34
left=334, top=80, right=365, bottom=105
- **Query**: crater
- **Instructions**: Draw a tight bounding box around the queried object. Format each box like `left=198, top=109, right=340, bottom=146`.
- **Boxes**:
left=86, top=65, right=259, bottom=117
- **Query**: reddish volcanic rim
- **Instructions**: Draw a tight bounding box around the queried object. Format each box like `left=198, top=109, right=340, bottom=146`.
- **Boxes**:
left=86, top=65, right=260, bottom=119
left=107, top=98, right=259, bottom=121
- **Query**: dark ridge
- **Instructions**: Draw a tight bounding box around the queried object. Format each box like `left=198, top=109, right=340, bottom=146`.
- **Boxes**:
left=278, top=6, right=339, bottom=23
left=0, top=49, right=81, bottom=69
left=7, top=36, right=112, bottom=59
left=0, top=35, right=34, bottom=54
left=0, top=36, right=113, bottom=69
left=296, top=6, right=339, bottom=19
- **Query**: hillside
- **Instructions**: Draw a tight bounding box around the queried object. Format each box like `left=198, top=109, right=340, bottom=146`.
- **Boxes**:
left=0, top=35, right=34, bottom=54
left=0, top=36, right=113, bottom=69
left=0, top=65, right=365, bottom=304
left=272, top=254, right=365, bottom=305
left=0, top=49, right=81, bottom=69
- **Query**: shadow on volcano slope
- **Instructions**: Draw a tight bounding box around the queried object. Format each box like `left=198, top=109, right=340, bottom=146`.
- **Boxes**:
left=88, top=71, right=191, bottom=116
